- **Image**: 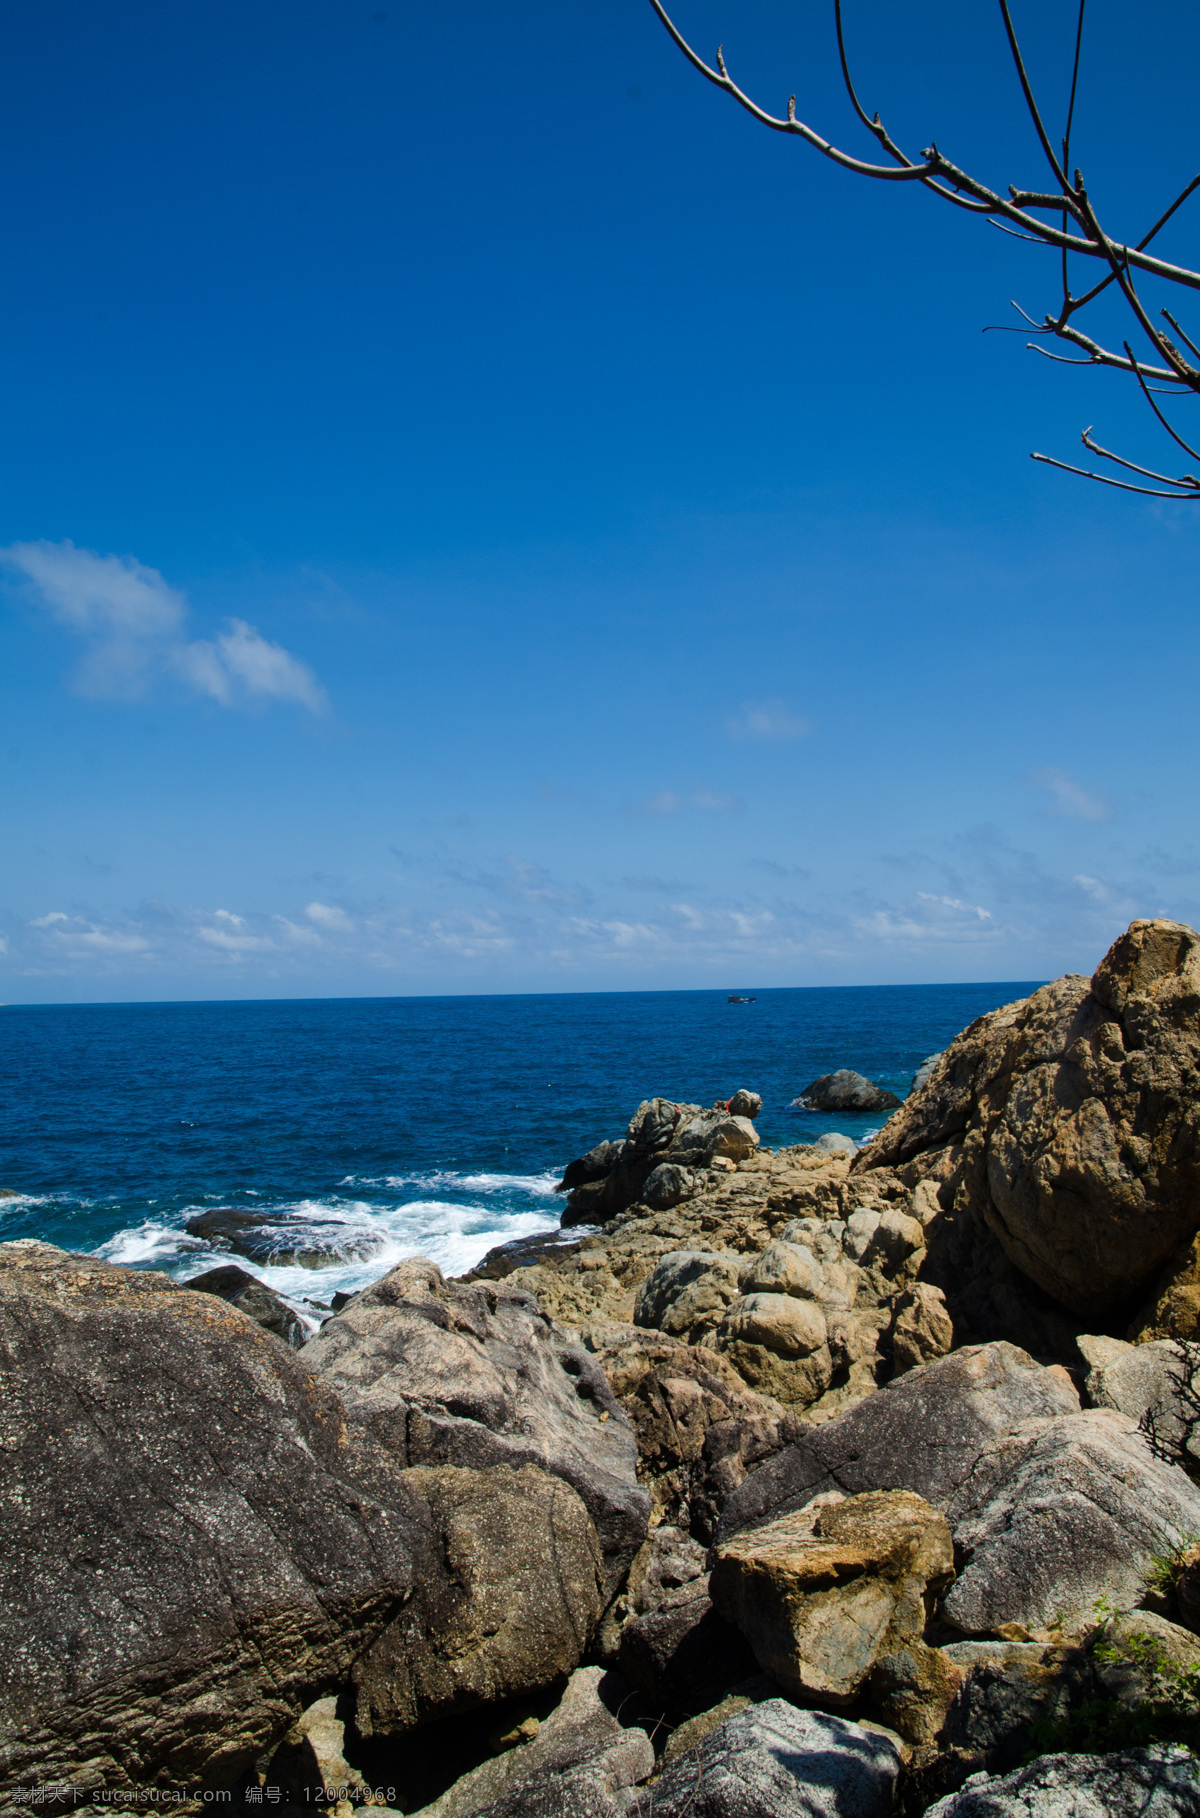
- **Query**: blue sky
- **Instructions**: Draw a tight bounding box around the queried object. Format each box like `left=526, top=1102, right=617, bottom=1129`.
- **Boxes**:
left=2, top=0, right=1199, bottom=1000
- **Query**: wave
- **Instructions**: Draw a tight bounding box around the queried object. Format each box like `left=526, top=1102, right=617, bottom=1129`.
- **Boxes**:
left=93, top=1187, right=562, bottom=1306
left=340, top=1168, right=562, bottom=1198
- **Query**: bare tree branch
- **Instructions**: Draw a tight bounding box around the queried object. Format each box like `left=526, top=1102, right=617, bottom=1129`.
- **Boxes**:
left=647, top=0, right=1200, bottom=498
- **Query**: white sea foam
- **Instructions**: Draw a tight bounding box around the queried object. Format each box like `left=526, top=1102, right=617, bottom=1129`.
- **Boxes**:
left=96, top=1179, right=562, bottom=1304
left=95, top=1221, right=211, bottom=1267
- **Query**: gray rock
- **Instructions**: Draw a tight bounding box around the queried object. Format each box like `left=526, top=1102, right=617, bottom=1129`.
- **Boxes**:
left=0, top=1241, right=427, bottom=1796
left=411, top=1668, right=653, bottom=1818
left=795, top=1071, right=902, bottom=1113
left=558, top=1140, right=624, bottom=1192
left=718, top=1341, right=1080, bottom=1540
left=642, top=1162, right=699, bottom=1212
left=634, top=1251, right=743, bottom=1342
left=728, top=1091, right=763, bottom=1121
left=815, top=1131, right=858, bottom=1155
left=673, top=1113, right=761, bottom=1166
left=943, top=1408, right=1200, bottom=1634
left=924, top=1746, right=1200, bottom=1818
left=738, top=1242, right=822, bottom=1300
left=643, top=1700, right=902, bottom=1817
left=186, top=1262, right=311, bottom=1348
left=304, top=1256, right=649, bottom=1596
left=617, top=1580, right=759, bottom=1717
left=183, top=1204, right=388, bottom=1268
left=353, top=1462, right=604, bottom=1739
left=1078, top=1334, right=1200, bottom=1471
left=912, top=1053, right=944, bottom=1093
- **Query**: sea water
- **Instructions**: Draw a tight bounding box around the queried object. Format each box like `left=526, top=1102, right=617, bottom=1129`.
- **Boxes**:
left=0, top=982, right=1037, bottom=1319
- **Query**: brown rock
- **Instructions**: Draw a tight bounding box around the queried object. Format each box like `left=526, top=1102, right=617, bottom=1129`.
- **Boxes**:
left=856, top=919, right=1200, bottom=1320
left=710, top=1489, right=956, bottom=1731
left=891, top=1284, right=955, bottom=1375
left=0, top=1241, right=428, bottom=1797
left=352, top=1462, right=604, bottom=1738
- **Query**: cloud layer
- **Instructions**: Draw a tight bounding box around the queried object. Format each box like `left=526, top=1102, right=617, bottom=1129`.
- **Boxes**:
left=2, top=539, right=327, bottom=713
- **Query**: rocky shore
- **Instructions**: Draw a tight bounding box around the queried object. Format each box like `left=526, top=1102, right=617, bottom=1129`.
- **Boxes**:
left=8, top=918, right=1200, bottom=1815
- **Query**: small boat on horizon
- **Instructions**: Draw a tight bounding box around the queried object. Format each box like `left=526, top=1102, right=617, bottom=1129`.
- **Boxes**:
left=727, top=994, right=758, bottom=1003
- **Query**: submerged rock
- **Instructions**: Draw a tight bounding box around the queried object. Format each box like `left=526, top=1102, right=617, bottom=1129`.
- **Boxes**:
left=186, top=1261, right=311, bottom=1348
left=794, top=1071, right=902, bottom=1113
left=184, top=1205, right=387, bottom=1269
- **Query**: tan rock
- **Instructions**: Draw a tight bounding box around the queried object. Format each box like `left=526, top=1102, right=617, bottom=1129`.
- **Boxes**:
left=710, top=1489, right=956, bottom=1729
left=891, top=1284, right=954, bottom=1374
left=719, top=1292, right=827, bottom=1357
left=739, top=1241, right=823, bottom=1299
left=856, top=918, right=1200, bottom=1320
left=719, top=1339, right=834, bottom=1411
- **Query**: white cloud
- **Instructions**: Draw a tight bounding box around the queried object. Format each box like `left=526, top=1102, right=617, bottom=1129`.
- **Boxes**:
left=725, top=699, right=812, bottom=742
left=1029, top=766, right=1110, bottom=822
left=30, top=911, right=69, bottom=926
left=2, top=539, right=328, bottom=714
left=305, top=901, right=354, bottom=930
left=627, top=787, right=744, bottom=817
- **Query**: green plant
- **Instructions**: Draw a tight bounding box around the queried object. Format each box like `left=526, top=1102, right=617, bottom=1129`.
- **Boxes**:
left=1025, top=1622, right=1200, bottom=1762
left=1145, top=1536, right=1200, bottom=1603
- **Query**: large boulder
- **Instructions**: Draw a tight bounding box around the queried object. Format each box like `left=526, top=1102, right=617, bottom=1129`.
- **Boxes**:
left=717, top=1342, right=1080, bottom=1541
left=794, top=1071, right=902, bottom=1113
left=186, top=1261, right=311, bottom=1349
left=634, top=1251, right=743, bottom=1343
left=352, top=1464, right=604, bottom=1739
left=412, top=1667, right=654, bottom=1818
left=710, top=1490, right=958, bottom=1744
left=856, top=919, right=1200, bottom=1320
left=303, top=1257, right=649, bottom=1595
left=0, top=1241, right=428, bottom=1796
left=924, top=1746, right=1200, bottom=1818
left=644, top=1700, right=902, bottom=1818
left=942, top=1408, right=1200, bottom=1635
left=617, top=1580, right=759, bottom=1718
left=1078, top=1333, right=1200, bottom=1474
left=584, top=1326, right=786, bottom=1532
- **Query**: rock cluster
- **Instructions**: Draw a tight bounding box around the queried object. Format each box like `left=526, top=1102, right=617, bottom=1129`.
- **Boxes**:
left=12, top=918, right=1200, bottom=1817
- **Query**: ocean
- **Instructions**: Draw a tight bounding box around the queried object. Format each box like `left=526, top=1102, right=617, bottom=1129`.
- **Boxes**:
left=0, top=982, right=1037, bottom=1323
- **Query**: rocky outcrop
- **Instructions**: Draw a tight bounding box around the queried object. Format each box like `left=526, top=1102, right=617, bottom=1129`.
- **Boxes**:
left=644, top=1701, right=903, bottom=1818
left=411, top=1667, right=655, bottom=1818
left=942, top=1408, right=1200, bottom=1635
left=583, top=1325, right=787, bottom=1533
left=0, top=1241, right=429, bottom=1796
left=717, top=1342, right=1081, bottom=1540
left=794, top=1070, right=902, bottom=1113
left=925, top=1746, right=1200, bottom=1818
left=855, top=918, right=1200, bottom=1321
left=1079, top=1333, right=1200, bottom=1475
left=303, top=1256, right=649, bottom=1596
left=711, top=1490, right=958, bottom=1743
left=351, top=1464, right=604, bottom=1739
left=559, top=1096, right=762, bottom=1227
left=186, top=1261, right=311, bottom=1348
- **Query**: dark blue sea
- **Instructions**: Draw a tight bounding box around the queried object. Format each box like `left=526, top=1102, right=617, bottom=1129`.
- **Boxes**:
left=0, top=983, right=1038, bottom=1322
